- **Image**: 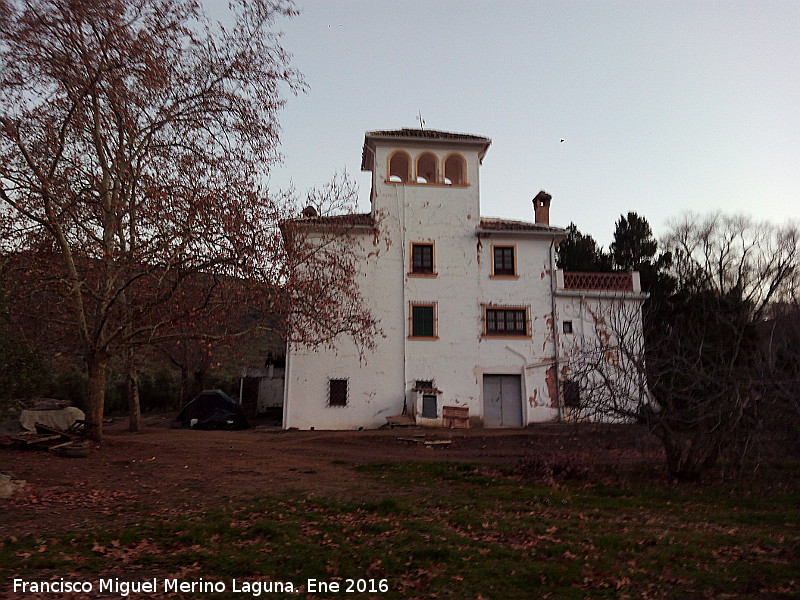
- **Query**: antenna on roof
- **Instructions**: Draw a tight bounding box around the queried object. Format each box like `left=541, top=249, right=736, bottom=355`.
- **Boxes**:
left=416, top=110, right=425, bottom=130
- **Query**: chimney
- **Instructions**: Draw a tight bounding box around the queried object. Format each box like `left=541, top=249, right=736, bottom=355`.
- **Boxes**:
left=533, top=190, right=552, bottom=225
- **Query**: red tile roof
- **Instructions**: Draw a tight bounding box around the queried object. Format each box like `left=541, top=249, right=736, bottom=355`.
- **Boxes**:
left=366, top=129, right=491, bottom=143
left=478, top=217, right=565, bottom=234
left=283, top=212, right=375, bottom=230
left=362, top=129, right=492, bottom=171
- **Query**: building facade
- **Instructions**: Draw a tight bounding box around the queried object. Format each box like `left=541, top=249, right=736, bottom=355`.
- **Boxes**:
left=282, top=129, right=646, bottom=430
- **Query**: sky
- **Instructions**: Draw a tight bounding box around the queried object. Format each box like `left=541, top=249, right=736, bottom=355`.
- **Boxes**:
left=257, top=0, right=799, bottom=247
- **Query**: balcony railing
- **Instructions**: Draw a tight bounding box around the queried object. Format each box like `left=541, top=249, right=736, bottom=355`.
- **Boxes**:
left=562, top=271, right=634, bottom=292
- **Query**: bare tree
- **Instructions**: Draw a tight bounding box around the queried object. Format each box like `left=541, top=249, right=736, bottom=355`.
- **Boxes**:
left=566, top=214, right=799, bottom=480
left=667, top=212, right=799, bottom=317
left=0, top=0, right=377, bottom=438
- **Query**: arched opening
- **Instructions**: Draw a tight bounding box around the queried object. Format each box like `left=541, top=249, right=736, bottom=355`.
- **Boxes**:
left=416, top=152, right=438, bottom=184
left=443, top=153, right=466, bottom=185
left=388, top=151, right=411, bottom=183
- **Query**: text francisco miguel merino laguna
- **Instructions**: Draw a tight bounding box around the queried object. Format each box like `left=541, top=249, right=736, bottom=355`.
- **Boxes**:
left=12, top=577, right=391, bottom=596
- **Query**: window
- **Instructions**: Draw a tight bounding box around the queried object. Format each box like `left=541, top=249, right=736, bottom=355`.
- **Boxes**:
left=416, top=152, right=438, bottom=184
left=410, top=303, right=437, bottom=338
left=328, top=378, right=348, bottom=406
left=484, top=307, right=528, bottom=336
left=563, top=320, right=573, bottom=334
left=492, top=245, right=516, bottom=277
left=415, top=380, right=438, bottom=419
left=443, top=153, right=466, bottom=185
left=410, top=243, right=435, bottom=275
left=562, top=380, right=580, bottom=408
left=421, top=394, right=438, bottom=418
left=388, top=151, right=411, bottom=183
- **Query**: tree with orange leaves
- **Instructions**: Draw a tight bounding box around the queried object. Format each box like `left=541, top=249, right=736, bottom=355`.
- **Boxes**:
left=0, top=0, right=378, bottom=439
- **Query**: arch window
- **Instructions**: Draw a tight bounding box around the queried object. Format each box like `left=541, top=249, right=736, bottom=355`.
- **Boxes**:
left=443, top=153, right=466, bottom=185
left=388, top=151, right=411, bottom=183
left=416, top=152, right=438, bottom=184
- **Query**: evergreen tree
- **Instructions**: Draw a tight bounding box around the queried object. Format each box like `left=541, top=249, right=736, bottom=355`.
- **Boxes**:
left=610, top=212, right=675, bottom=298
left=556, top=223, right=612, bottom=272
left=610, top=212, right=658, bottom=270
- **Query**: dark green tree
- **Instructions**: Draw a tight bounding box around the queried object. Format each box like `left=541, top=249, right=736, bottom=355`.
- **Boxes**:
left=556, top=223, right=612, bottom=272
left=610, top=212, right=674, bottom=298
left=610, top=212, right=658, bottom=270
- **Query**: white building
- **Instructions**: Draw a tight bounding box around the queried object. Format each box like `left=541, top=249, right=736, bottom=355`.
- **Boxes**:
left=282, top=129, right=647, bottom=430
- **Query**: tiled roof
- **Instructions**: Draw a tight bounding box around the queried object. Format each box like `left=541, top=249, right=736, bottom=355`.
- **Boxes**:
left=478, top=218, right=565, bottom=234
left=366, top=129, right=491, bottom=143
left=285, top=213, right=375, bottom=228
left=362, top=129, right=492, bottom=171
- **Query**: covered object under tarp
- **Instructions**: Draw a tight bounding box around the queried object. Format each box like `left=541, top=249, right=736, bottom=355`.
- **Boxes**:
left=176, top=390, right=249, bottom=430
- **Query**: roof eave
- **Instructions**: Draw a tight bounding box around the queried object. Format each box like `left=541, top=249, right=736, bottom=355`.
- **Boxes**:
left=476, top=228, right=566, bottom=239
left=361, top=131, right=492, bottom=171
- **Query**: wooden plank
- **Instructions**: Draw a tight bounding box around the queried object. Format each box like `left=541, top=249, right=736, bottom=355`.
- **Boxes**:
left=47, top=441, right=76, bottom=451
left=11, top=433, right=63, bottom=445
left=35, top=423, right=72, bottom=437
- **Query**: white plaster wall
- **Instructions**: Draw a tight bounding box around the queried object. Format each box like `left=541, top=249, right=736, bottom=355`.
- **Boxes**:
left=283, top=223, right=407, bottom=430
left=475, top=234, right=561, bottom=424
left=554, top=291, right=647, bottom=421
left=284, top=137, right=581, bottom=429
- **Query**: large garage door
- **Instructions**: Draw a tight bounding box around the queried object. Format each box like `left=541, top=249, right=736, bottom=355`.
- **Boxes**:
left=483, top=374, right=523, bottom=428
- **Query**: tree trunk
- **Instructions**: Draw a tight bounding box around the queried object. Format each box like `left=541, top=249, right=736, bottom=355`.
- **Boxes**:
left=193, top=367, right=206, bottom=398
left=85, top=354, right=108, bottom=441
left=126, top=351, right=141, bottom=432
left=179, top=364, right=189, bottom=409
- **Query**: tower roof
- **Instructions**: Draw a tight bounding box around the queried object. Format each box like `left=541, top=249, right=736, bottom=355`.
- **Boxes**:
left=361, top=128, right=491, bottom=171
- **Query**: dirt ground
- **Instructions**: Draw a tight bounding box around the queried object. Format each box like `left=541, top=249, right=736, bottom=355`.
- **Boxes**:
left=1, top=416, right=663, bottom=539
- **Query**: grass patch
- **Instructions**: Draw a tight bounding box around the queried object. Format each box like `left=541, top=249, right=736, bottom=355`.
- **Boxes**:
left=2, top=461, right=798, bottom=599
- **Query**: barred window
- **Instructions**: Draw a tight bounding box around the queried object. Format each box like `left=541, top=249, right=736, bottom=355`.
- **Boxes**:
left=329, top=378, right=348, bottom=407
left=563, top=380, right=581, bottom=408
left=484, top=307, right=528, bottom=336
left=410, top=303, right=437, bottom=338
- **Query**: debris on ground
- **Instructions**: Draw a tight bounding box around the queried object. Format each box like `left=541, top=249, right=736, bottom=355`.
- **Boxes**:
left=19, top=403, right=85, bottom=433
left=10, top=422, right=89, bottom=456
left=0, top=472, right=26, bottom=499
left=384, top=414, right=416, bottom=428
left=396, top=434, right=452, bottom=447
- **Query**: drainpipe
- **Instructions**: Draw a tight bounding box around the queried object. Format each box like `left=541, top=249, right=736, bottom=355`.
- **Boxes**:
left=579, top=294, right=586, bottom=347
left=549, top=236, right=562, bottom=421
left=282, top=344, right=291, bottom=428
left=397, top=184, right=409, bottom=414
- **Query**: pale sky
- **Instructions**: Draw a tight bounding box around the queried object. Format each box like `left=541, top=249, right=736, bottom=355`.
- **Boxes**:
left=261, top=0, right=799, bottom=247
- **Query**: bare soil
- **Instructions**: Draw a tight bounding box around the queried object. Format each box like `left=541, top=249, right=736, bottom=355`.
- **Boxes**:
left=1, top=416, right=663, bottom=539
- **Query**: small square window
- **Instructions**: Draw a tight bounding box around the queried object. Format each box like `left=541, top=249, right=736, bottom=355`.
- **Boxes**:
left=329, top=378, right=348, bottom=406
left=485, top=307, right=528, bottom=336
left=410, top=303, right=437, bottom=338
left=411, top=243, right=434, bottom=274
left=563, top=321, right=573, bottom=334
left=492, top=246, right=516, bottom=276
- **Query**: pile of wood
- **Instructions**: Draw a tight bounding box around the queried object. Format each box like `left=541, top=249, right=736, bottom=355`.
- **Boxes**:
left=11, top=421, right=88, bottom=455
left=442, top=405, right=469, bottom=429
left=385, top=414, right=416, bottom=428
